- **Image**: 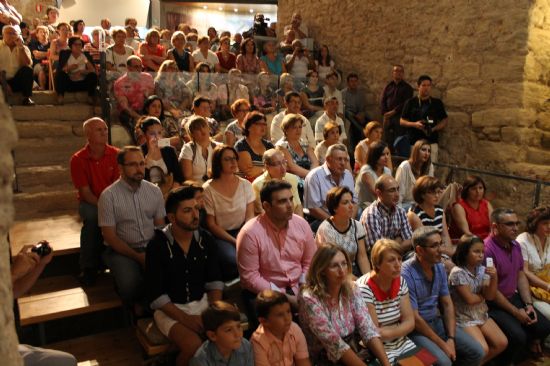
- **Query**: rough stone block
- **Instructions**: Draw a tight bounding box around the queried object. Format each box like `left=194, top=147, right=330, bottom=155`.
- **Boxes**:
left=446, top=112, right=471, bottom=129
left=446, top=86, right=491, bottom=107
left=472, top=108, right=537, bottom=128
left=493, top=83, right=524, bottom=107
left=501, top=127, right=542, bottom=145
left=480, top=57, right=525, bottom=82
left=526, top=147, right=550, bottom=165
left=542, top=133, right=550, bottom=149
left=441, top=61, right=480, bottom=82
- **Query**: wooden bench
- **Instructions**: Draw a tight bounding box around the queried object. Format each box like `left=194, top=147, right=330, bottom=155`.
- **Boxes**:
left=18, top=273, right=122, bottom=343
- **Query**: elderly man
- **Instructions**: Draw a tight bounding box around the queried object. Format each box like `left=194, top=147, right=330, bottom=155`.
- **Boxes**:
left=0, top=25, right=34, bottom=105
left=400, top=75, right=448, bottom=162
left=98, top=146, right=165, bottom=308
left=70, top=118, right=119, bottom=286
left=237, top=180, right=316, bottom=319
left=360, top=174, right=413, bottom=254
left=304, top=143, right=356, bottom=229
left=270, top=91, right=315, bottom=146
left=283, top=12, right=308, bottom=41
left=402, top=227, right=484, bottom=366
left=284, top=39, right=314, bottom=80
left=252, top=149, right=302, bottom=216
left=380, top=65, right=414, bottom=153
left=315, top=95, right=347, bottom=144
left=113, top=56, right=154, bottom=137
left=484, top=208, right=550, bottom=365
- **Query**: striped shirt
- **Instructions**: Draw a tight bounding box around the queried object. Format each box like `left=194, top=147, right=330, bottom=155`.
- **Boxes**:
left=360, top=200, right=413, bottom=250
left=356, top=274, right=417, bottom=364
left=410, top=204, right=444, bottom=232
left=98, top=178, right=166, bottom=249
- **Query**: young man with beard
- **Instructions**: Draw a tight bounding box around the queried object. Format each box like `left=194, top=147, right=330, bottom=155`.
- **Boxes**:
left=145, top=186, right=223, bottom=366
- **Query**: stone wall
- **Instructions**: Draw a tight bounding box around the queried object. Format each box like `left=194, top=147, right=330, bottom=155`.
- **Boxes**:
left=0, top=92, right=22, bottom=365
left=279, top=0, right=550, bottom=210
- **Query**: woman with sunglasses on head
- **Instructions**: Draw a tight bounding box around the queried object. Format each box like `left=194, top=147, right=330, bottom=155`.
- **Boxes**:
left=299, top=244, right=391, bottom=366
left=203, top=145, right=255, bottom=281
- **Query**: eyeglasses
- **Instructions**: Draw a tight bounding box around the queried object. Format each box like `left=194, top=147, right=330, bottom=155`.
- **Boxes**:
left=267, top=160, right=288, bottom=167
left=331, top=157, right=349, bottom=163
left=328, top=260, right=348, bottom=271
left=421, top=241, right=444, bottom=249
left=499, top=221, right=521, bottom=227
left=123, top=161, right=146, bottom=168
left=222, top=156, right=237, bottom=162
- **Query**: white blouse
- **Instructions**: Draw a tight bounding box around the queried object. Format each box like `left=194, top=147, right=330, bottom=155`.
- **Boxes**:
left=395, top=160, right=434, bottom=207
left=517, top=232, right=550, bottom=273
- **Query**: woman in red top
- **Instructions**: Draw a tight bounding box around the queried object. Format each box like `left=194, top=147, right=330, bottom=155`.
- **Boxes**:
left=139, top=29, right=166, bottom=71
left=450, top=175, right=493, bottom=239
left=215, top=36, right=236, bottom=73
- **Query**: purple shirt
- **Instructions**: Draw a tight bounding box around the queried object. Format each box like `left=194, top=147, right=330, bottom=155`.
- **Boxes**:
left=484, top=235, right=524, bottom=299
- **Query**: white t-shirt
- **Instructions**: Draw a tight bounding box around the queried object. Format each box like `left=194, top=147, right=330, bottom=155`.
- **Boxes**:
left=67, top=53, right=88, bottom=81
left=179, top=141, right=220, bottom=183
left=105, top=45, right=134, bottom=73
left=192, top=49, right=219, bottom=69
left=323, top=86, right=344, bottom=115
left=314, top=112, right=347, bottom=143
left=285, top=54, right=309, bottom=79
left=203, top=177, right=255, bottom=230
left=518, top=232, right=550, bottom=273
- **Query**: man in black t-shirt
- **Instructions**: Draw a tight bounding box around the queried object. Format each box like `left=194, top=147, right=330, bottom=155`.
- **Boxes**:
left=400, top=75, right=448, bottom=162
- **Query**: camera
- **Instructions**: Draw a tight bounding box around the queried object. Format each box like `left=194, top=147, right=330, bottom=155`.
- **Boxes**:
left=422, top=117, right=434, bottom=136
left=31, top=240, right=52, bottom=257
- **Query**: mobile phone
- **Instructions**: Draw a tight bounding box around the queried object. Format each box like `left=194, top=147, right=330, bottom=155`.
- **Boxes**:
left=158, top=138, right=171, bottom=148
left=486, top=258, right=494, bottom=268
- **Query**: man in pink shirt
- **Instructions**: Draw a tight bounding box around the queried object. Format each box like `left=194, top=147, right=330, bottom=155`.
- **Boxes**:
left=237, top=180, right=317, bottom=315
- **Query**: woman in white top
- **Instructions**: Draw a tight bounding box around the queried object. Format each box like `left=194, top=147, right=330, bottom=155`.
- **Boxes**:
left=191, top=36, right=220, bottom=72
left=314, top=121, right=341, bottom=165
left=355, top=141, right=391, bottom=209
left=105, top=27, right=135, bottom=75
left=179, top=116, right=220, bottom=183
left=395, top=139, right=434, bottom=211
left=518, top=206, right=550, bottom=320
left=203, top=145, right=255, bottom=280
left=316, top=186, right=370, bottom=277
left=315, top=45, right=336, bottom=81
left=354, top=121, right=384, bottom=173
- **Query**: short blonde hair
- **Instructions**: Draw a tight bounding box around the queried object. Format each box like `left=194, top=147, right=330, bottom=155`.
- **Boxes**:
left=145, top=29, right=160, bottom=43
left=111, top=26, right=126, bottom=39
left=280, top=113, right=303, bottom=132
left=370, top=239, right=402, bottom=272
left=170, top=31, right=185, bottom=46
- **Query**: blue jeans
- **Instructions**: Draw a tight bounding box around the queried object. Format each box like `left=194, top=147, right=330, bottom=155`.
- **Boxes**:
left=409, top=317, right=484, bottom=366
left=102, top=246, right=145, bottom=303
left=79, top=202, right=104, bottom=271
left=215, top=228, right=240, bottom=281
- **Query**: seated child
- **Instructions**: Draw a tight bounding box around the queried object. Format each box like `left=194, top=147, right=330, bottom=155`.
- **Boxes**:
left=251, top=290, right=311, bottom=366
left=190, top=301, right=254, bottom=366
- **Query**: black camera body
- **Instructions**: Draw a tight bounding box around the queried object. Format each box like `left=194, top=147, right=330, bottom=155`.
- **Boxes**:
left=32, top=240, right=52, bottom=257
left=422, top=117, right=434, bottom=136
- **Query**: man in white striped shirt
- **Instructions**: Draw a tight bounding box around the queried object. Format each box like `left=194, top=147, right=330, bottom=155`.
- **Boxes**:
left=99, top=146, right=166, bottom=307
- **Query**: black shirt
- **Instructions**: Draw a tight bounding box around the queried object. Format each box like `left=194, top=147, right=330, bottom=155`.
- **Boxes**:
left=401, top=96, right=448, bottom=144
left=145, top=226, right=223, bottom=307
left=28, top=39, right=50, bottom=66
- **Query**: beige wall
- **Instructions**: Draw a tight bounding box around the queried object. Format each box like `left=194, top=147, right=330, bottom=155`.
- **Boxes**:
left=279, top=0, right=550, bottom=209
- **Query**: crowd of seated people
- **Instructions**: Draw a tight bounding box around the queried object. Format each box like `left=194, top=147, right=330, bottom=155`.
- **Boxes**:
left=3, top=3, right=550, bottom=366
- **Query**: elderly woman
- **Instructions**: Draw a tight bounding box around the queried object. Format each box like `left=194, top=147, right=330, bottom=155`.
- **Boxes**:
left=138, top=116, right=183, bottom=196
left=354, top=121, right=383, bottom=172
left=105, top=27, right=134, bottom=74
left=55, top=36, right=97, bottom=105
left=450, top=175, right=493, bottom=240
left=407, top=176, right=453, bottom=256
left=236, top=38, right=261, bottom=74
left=299, top=244, right=391, bottom=366
left=215, top=35, right=236, bottom=72
left=275, top=72, right=295, bottom=111
left=314, top=121, right=341, bottom=165
left=139, top=29, right=166, bottom=71
left=395, top=139, right=434, bottom=211
left=166, top=31, right=194, bottom=72
left=259, top=40, right=286, bottom=76
left=518, top=206, right=550, bottom=320
left=73, top=19, right=90, bottom=43
left=275, top=113, right=318, bottom=179
left=355, top=141, right=392, bottom=209
left=216, top=68, right=250, bottom=121
left=224, top=98, right=250, bottom=147
left=179, top=116, right=220, bottom=183
left=356, top=239, right=418, bottom=365
left=252, top=72, right=276, bottom=115
left=154, top=60, right=192, bottom=145
left=83, top=27, right=104, bottom=64
left=203, top=145, right=255, bottom=280
left=235, top=111, right=274, bottom=181
left=316, top=186, right=370, bottom=277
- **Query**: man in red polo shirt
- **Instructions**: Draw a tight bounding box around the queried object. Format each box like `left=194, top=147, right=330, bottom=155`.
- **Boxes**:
left=70, top=117, right=119, bottom=285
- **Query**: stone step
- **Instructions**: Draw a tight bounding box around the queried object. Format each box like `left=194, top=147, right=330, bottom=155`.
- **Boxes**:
left=16, top=120, right=85, bottom=140
left=15, top=165, right=73, bottom=194
left=14, top=137, right=83, bottom=167
left=8, top=91, right=91, bottom=106
left=10, top=104, right=100, bottom=121
left=14, top=190, right=77, bottom=221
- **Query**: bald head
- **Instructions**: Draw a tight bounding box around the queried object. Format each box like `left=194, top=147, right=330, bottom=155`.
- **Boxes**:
left=83, top=118, right=108, bottom=145
left=2, top=26, right=19, bottom=46
left=375, top=174, right=400, bottom=207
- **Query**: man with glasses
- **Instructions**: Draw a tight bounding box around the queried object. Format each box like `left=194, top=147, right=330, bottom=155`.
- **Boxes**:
left=402, top=226, right=484, bottom=366
left=98, top=146, right=165, bottom=312
left=304, top=143, right=355, bottom=230
left=252, top=149, right=303, bottom=216
left=361, top=174, right=413, bottom=254
left=270, top=91, right=315, bottom=146
left=113, top=55, right=154, bottom=138
left=484, top=208, right=550, bottom=364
